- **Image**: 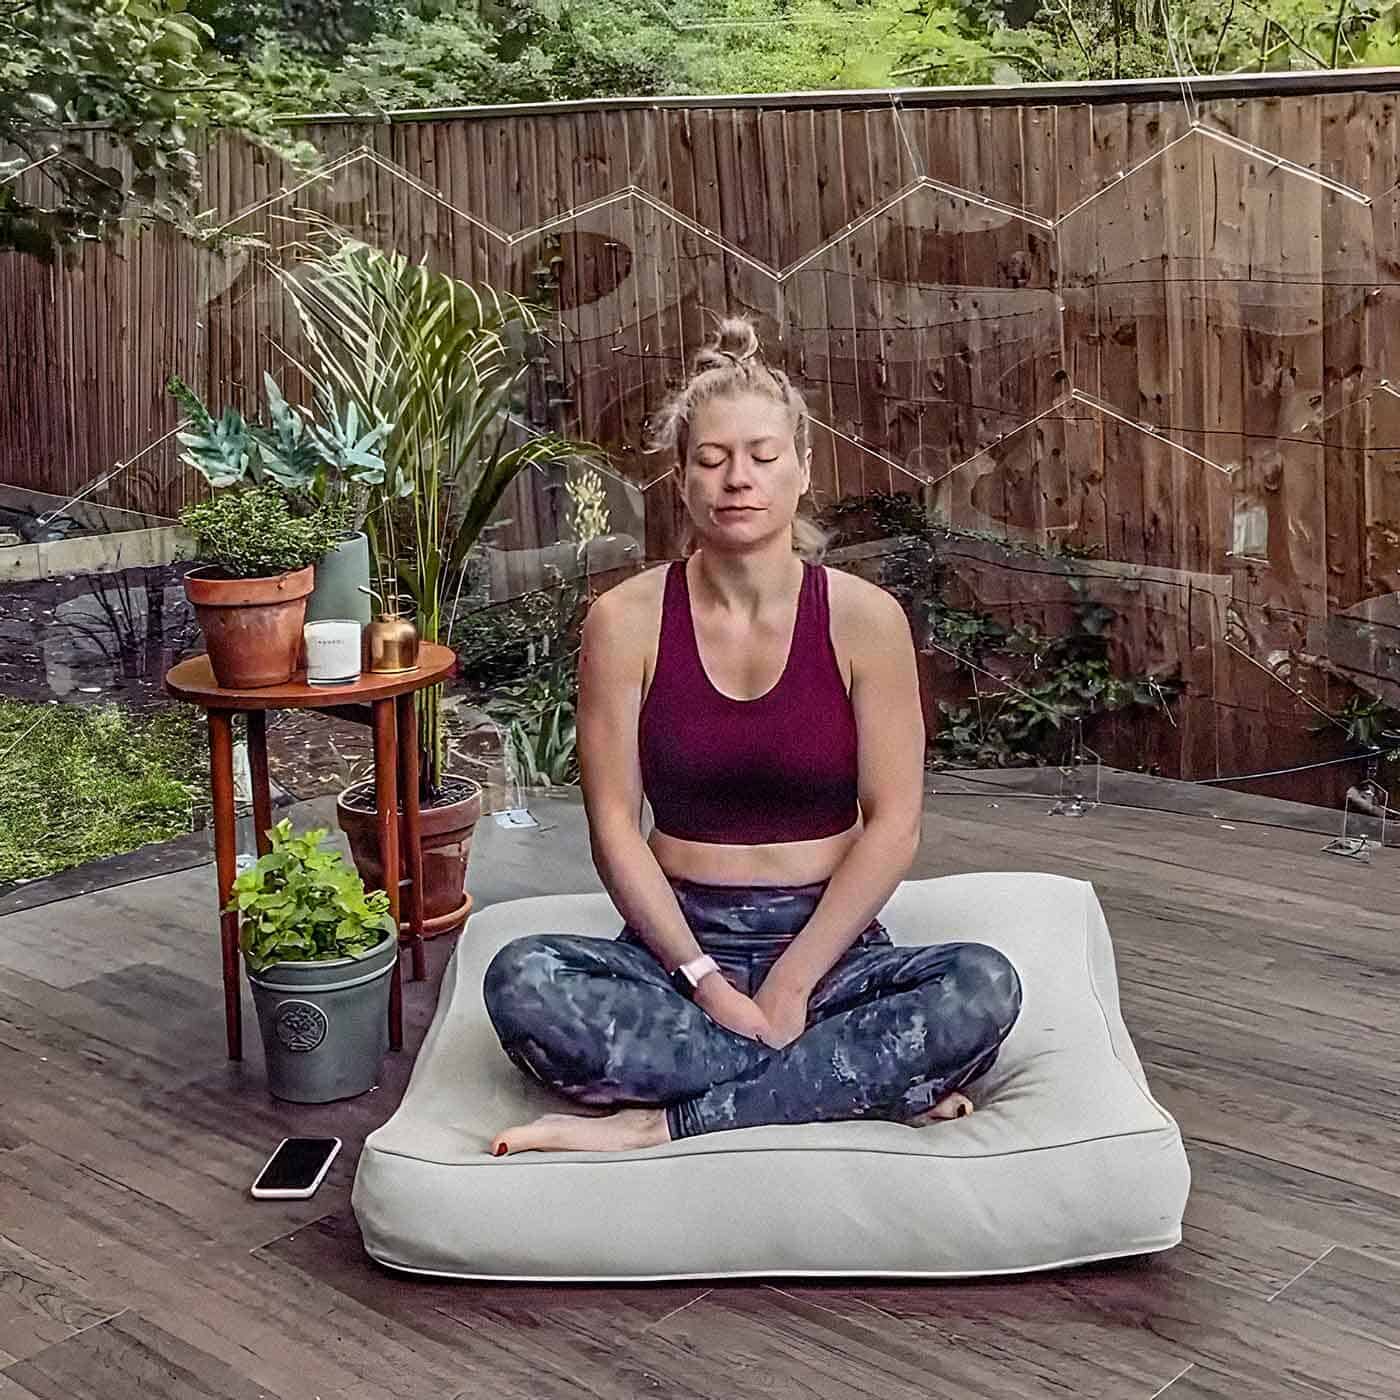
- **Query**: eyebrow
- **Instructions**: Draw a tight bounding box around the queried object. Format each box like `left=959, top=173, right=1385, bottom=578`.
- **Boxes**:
left=694, top=436, right=782, bottom=450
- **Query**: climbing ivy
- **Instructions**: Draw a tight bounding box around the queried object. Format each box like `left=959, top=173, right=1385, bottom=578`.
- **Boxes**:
left=817, top=491, right=1181, bottom=769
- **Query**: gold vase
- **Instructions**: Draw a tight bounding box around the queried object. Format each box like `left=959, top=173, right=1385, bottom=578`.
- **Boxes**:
left=365, top=613, right=420, bottom=674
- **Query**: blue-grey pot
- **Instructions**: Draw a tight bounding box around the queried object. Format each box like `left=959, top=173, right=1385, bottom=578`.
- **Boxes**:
left=306, top=531, right=372, bottom=628
left=246, top=931, right=397, bottom=1103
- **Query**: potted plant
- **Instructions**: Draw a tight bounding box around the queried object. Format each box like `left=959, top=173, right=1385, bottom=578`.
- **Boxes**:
left=232, top=819, right=398, bottom=1103
left=271, top=226, right=600, bottom=937
left=179, top=485, right=346, bottom=688
left=169, top=371, right=394, bottom=628
left=484, top=464, right=615, bottom=794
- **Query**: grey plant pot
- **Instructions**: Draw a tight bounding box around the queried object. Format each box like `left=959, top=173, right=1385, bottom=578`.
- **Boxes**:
left=306, top=530, right=372, bottom=627
left=246, top=932, right=397, bottom=1103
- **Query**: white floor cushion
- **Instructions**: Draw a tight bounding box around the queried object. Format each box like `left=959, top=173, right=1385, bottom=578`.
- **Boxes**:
left=352, top=872, right=1191, bottom=1280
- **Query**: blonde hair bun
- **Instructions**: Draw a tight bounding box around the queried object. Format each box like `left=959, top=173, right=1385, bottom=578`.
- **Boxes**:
left=691, top=316, right=762, bottom=374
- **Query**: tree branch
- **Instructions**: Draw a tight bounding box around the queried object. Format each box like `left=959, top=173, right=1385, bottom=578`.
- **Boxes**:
left=1330, top=0, right=1349, bottom=67
left=1238, top=0, right=1327, bottom=67
left=1049, top=0, right=1093, bottom=61
left=1210, top=0, right=1237, bottom=73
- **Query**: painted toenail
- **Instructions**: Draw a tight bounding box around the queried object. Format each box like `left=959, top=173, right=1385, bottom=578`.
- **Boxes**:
left=494, top=1143, right=508, bottom=1156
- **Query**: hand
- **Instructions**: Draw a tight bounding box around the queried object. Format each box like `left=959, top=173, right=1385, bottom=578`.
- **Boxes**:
left=693, top=975, right=773, bottom=1043
left=752, top=978, right=811, bottom=1049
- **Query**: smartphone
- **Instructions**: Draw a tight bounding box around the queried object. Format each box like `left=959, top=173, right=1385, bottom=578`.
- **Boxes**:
left=250, top=1137, right=342, bottom=1199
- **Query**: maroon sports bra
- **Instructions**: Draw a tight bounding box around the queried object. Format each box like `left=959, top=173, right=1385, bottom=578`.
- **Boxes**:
left=637, top=558, right=860, bottom=845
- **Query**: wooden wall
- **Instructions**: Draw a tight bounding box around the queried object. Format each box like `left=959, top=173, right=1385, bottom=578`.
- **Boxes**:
left=3, top=81, right=1399, bottom=799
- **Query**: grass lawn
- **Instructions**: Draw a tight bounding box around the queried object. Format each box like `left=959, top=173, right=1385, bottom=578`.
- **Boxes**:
left=0, top=698, right=207, bottom=887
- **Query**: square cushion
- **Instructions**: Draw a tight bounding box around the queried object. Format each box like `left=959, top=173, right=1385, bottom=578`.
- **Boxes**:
left=352, top=872, right=1190, bottom=1280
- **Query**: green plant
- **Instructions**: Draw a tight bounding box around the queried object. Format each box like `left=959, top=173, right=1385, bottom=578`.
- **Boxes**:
left=815, top=489, right=1178, bottom=769
left=270, top=221, right=602, bottom=797
left=0, top=699, right=206, bottom=886
left=452, top=588, right=560, bottom=691
left=230, top=818, right=394, bottom=971
left=1314, top=694, right=1400, bottom=766
left=179, top=484, right=346, bottom=578
left=1, top=0, right=320, bottom=261
left=931, top=593, right=1180, bottom=767
left=491, top=675, right=580, bottom=789
left=168, top=371, right=393, bottom=510
left=484, top=586, right=586, bottom=789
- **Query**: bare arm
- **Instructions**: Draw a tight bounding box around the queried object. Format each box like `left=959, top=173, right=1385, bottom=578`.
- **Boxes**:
left=577, top=584, right=706, bottom=974
left=762, top=586, right=926, bottom=1000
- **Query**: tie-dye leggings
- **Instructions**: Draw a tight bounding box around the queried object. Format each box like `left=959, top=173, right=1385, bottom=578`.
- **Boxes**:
left=482, top=874, right=1023, bottom=1141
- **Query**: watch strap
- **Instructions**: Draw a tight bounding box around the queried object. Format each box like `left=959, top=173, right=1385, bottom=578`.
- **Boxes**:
left=672, top=954, right=720, bottom=998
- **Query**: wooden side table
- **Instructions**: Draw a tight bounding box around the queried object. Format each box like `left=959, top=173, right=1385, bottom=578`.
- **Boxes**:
left=166, top=643, right=458, bottom=1061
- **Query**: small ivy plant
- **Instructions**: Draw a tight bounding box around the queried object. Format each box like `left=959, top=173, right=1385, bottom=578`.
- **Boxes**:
left=230, top=820, right=395, bottom=972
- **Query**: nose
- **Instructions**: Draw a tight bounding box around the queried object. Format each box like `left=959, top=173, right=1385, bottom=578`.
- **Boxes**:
left=722, top=457, right=761, bottom=489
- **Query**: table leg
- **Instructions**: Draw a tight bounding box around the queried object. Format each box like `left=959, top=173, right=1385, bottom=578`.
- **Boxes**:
left=208, top=710, right=241, bottom=1061
left=246, top=710, right=273, bottom=856
left=372, top=698, right=404, bottom=1053
left=396, top=692, right=427, bottom=983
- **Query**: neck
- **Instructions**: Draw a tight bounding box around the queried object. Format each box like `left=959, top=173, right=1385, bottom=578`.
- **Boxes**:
left=689, top=543, right=803, bottom=622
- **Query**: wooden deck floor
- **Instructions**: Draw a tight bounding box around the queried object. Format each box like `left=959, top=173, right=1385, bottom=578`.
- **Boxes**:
left=1, top=773, right=1398, bottom=1399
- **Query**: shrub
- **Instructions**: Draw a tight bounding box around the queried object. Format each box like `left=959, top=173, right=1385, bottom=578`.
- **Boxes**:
left=179, top=486, right=345, bottom=578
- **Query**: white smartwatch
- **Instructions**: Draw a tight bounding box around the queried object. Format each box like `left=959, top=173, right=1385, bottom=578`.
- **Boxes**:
left=671, top=954, right=720, bottom=999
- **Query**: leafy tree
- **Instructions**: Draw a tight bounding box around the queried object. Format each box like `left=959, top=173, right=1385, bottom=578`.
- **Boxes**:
left=0, top=0, right=318, bottom=261
left=239, top=0, right=677, bottom=114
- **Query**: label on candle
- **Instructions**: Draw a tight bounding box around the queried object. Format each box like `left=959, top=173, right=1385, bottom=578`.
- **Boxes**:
left=304, top=620, right=362, bottom=685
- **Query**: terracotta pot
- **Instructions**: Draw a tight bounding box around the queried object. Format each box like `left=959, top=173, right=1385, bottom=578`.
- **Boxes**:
left=185, top=565, right=315, bottom=689
left=336, top=777, right=483, bottom=940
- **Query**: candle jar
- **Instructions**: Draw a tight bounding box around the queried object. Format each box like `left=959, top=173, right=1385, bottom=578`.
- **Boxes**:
left=303, top=619, right=363, bottom=686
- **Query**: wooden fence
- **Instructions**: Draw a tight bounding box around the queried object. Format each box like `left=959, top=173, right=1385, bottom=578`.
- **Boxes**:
left=4, top=73, right=1399, bottom=800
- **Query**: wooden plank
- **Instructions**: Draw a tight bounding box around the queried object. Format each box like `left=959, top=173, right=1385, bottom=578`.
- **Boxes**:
left=1, top=778, right=1399, bottom=1395
left=4, top=1311, right=281, bottom=1400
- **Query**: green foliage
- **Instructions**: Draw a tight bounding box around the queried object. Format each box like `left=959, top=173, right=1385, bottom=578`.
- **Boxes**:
left=231, top=818, right=394, bottom=971
left=168, top=372, right=392, bottom=505
left=178, top=484, right=346, bottom=577
left=482, top=570, right=588, bottom=788
left=453, top=588, right=564, bottom=692
left=1316, top=694, right=1400, bottom=765
left=930, top=595, right=1179, bottom=766
left=474, top=468, right=610, bottom=789
left=815, top=489, right=1179, bottom=768
left=0, top=699, right=205, bottom=886
left=13, top=0, right=1389, bottom=171
left=239, top=0, right=676, bottom=115
left=0, top=0, right=319, bottom=260
left=272, top=224, right=599, bottom=794
left=492, top=674, right=580, bottom=788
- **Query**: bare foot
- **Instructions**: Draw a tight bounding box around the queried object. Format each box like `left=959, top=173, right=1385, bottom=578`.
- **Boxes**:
left=904, top=1090, right=974, bottom=1127
left=489, top=1107, right=670, bottom=1157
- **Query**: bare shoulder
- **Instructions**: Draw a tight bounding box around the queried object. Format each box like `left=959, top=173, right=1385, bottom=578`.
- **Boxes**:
left=824, top=564, right=908, bottom=652
left=586, top=563, right=671, bottom=671
left=589, top=562, right=668, bottom=622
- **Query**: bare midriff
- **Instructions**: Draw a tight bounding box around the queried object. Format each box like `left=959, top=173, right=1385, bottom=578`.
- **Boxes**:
left=645, top=819, right=863, bottom=887
left=636, top=557, right=863, bottom=889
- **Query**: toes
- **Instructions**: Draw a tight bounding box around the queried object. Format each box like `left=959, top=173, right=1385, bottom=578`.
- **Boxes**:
left=904, top=1091, right=976, bottom=1127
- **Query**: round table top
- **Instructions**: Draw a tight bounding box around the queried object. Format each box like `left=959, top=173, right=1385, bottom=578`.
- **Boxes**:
left=165, top=642, right=457, bottom=710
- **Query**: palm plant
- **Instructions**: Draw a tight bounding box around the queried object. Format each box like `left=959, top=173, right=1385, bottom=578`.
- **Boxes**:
left=270, top=223, right=598, bottom=799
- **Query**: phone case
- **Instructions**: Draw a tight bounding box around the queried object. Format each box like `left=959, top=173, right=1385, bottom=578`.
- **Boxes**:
left=250, top=1137, right=342, bottom=1199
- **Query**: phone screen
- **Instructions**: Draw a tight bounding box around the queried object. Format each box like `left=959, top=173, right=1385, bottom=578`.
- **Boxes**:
left=254, top=1138, right=340, bottom=1192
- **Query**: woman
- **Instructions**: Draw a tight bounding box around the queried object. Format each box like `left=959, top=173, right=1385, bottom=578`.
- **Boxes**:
left=483, top=316, right=1022, bottom=1156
